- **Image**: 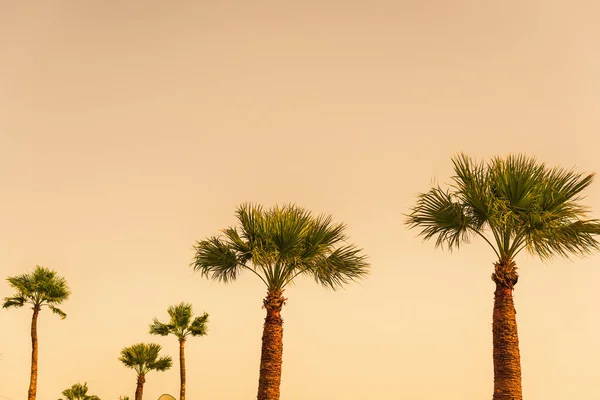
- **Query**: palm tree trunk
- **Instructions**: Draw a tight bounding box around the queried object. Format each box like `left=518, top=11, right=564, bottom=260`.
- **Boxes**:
left=179, top=339, right=186, bottom=400
left=256, top=290, right=286, bottom=400
left=492, top=261, right=522, bottom=400
left=135, top=374, right=145, bottom=400
left=28, top=306, right=40, bottom=400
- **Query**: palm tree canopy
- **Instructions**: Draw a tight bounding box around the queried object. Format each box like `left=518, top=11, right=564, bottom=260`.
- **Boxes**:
left=406, top=153, right=600, bottom=262
left=119, top=343, right=172, bottom=376
left=3, top=266, right=70, bottom=318
left=58, top=382, right=100, bottom=400
left=191, top=203, right=370, bottom=291
left=149, top=302, right=209, bottom=340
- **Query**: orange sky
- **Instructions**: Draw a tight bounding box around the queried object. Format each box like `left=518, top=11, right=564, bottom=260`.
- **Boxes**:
left=1, top=1, right=600, bottom=399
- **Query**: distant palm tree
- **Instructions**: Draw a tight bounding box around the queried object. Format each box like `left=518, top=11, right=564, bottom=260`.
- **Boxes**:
left=3, top=266, right=70, bottom=400
left=149, top=303, right=208, bottom=400
left=406, top=153, right=600, bottom=400
left=119, top=343, right=172, bottom=400
left=192, top=203, right=370, bottom=400
left=58, top=382, right=100, bottom=400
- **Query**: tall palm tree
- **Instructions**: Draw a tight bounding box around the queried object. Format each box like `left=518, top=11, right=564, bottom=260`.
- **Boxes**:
left=406, top=153, right=600, bottom=400
left=58, top=382, right=100, bottom=400
left=191, top=203, right=370, bottom=400
left=119, top=343, right=172, bottom=400
left=3, top=266, right=70, bottom=400
left=149, top=303, right=209, bottom=400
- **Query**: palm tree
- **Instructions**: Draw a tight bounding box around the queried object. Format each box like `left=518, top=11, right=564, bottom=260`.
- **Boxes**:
left=118, top=343, right=172, bottom=400
left=149, top=303, right=209, bottom=400
left=58, top=382, right=100, bottom=400
left=3, top=266, right=70, bottom=400
left=191, top=203, right=370, bottom=400
left=406, top=153, right=600, bottom=400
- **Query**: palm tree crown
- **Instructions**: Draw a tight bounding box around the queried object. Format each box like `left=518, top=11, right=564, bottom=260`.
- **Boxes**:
left=3, top=266, right=70, bottom=317
left=149, top=303, right=208, bottom=341
left=119, top=343, right=172, bottom=376
left=191, top=203, right=370, bottom=291
left=58, top=382, right=100, bottom=400
left=406, top=153, right=600, bottom=265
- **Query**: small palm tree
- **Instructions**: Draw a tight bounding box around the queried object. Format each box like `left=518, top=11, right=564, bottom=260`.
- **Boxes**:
left=406, top=153, right=600, bottom=400
left=119, top=343, right=172, bottom=400
left=149, top=303, right=208, bottom=400
left=58, top=382, right=100, bottom=400
left=3, top=266, right=70, bottom=400
left=192, top=203, right=370, bottom=400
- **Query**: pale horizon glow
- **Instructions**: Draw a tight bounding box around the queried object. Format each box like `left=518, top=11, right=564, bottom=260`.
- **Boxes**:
left=1, top=1, right=600, bottom=399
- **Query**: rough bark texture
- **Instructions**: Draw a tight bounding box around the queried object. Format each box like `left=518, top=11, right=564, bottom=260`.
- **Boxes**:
left=28, top=306, right=40, bottom=400
left=180, top=339, right=186, bottom=400
left=256, top=290, right=286, bottom=400
left=491, top=260, right=522, bottom=400
left=135, top=374, right=145, bottom=400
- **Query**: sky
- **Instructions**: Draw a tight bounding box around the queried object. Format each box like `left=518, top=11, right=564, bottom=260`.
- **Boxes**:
left=1, top=1, right=600, bottom=399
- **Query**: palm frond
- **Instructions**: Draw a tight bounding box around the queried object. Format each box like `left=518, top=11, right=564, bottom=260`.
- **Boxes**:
left=118, top=344, right=140, bottom=368
left=236, top=203, right=264, bottom=244
left=149, top=355, right=172, bottom=372
left=2, top=295, right=26, bottom=309
left=168, top=302, right=192, bottom=330
left=189, top=312, right=209, bottom=336
left=527, top=219, right=600, bottom=260
left=451, top=153, right=492, bottom=230
left=543, top=166, right=595, bottom=204
left=268, top=204, right=312, bottom=256
left=6, top=274, right=34, bottom=297
left=406, top=186, right=472, bottom=250
left=308, top=244, right=370, bottom=289
left=148, top=319, right=171, bottom=336
left=222, top=227, right=252, bottom=264
left=489, top=154, right=545, bottom=209
left=48, top=305, right=67, bottom=319
left=302, top=216, right=347, bottom=259
left=191, top=237, right=243, bottom=283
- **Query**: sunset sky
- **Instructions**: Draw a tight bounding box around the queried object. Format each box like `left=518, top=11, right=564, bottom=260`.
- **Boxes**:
left=2, top=1, right=600, bottom=399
